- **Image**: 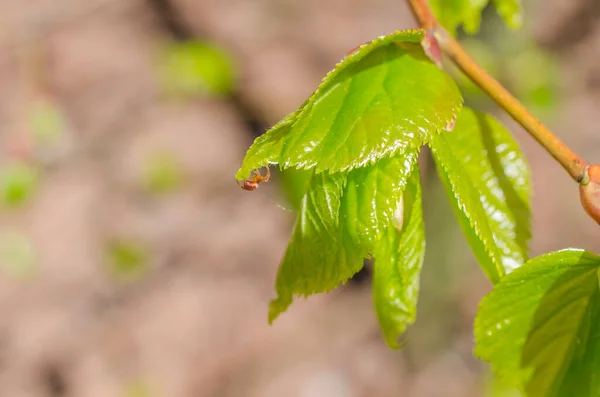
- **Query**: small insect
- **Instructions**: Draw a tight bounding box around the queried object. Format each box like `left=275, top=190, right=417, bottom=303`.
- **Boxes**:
left=237, top=167, right=271, bottom=191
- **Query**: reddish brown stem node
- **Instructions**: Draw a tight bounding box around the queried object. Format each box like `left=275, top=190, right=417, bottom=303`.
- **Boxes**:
left=406, top=0, right=599, bottom=225
left=580, top=165, right=600, bottom=224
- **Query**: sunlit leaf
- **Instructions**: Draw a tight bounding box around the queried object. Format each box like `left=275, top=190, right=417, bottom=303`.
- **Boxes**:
left=373, top=165, right=425, bottom=347
left=344, top=152, right=419, bottom=250
left=237, top=29, right=462, bottom=179
left=269, top=152, right=419, bottom=322
left=430, top=108, right=531, bottom=282
left=475, top=249, right=600, bottom=397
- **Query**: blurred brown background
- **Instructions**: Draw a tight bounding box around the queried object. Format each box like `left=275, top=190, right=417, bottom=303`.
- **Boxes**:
left=0, top=0, right=598, bottom=396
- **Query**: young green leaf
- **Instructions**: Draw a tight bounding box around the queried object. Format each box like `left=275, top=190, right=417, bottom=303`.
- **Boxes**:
left=268, top=170, right=358, bottom=322
left=430, top=108, right=531, bottom=282
left=373, top=165, right=424, bottom=348
left=159, top=40, right=236, bottom=97
left=269, top=152, right=419, bottom=322
left=236, top=29, right=462, bottom=180
left=430, top=0, right=488, bottom=35
left=492, top=0, right=523, bottom=30
left=343, top=152, right=419, bottom=250
left=431, top=0, right=523, bottom=35
left=0, top=162, right=39, bottom=208
left=475, top=249, right=600, bottom=397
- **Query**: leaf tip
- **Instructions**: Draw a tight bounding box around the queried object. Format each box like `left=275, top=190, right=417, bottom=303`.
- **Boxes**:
left=268, top=294, right=291, bottom=324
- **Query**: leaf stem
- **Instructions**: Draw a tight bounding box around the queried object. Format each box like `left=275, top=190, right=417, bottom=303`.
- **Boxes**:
left=406, top=0, right=589, bottom=183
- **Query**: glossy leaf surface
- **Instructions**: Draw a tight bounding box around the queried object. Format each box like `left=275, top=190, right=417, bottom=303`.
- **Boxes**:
left=430, top=108, right=531, bottom=282
left=236, top=30, right=462, bottom=179
left=475, top=249, right=600, bottom=397
left=373, top=166, right=425, bottom=347
left=269, top=152, right=419, bottom=322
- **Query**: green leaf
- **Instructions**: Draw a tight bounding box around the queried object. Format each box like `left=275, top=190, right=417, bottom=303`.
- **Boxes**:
left=269, top=152, right=419, bottom=322
left=430, top=0, right=488, bottom=35
left=373, top=165, right=425, bottom=348
left=507, top=46, right=559, bottom=114
left=0, top=231, right=37, bottom=279
left=475, top=249, right=600, bottom=397
left=431, top=0, right=523, bottom=35
left=106, top=239, right=150, bottom=282
left=344, top=152, right=419, bottom=250
left=159, top=40, right=236, bottom=97
left=430, top=108, right=531, bottom=282
left=268, top=171, right=358, bottom=322
left=236, top=29, right=462, bottom=180
left=0, top=162, right=39, bottom=208
left=493, top=0, right=523, bottom=30
left=28, top=97, right=66, bottom=145
left=279, top=168, right=312, bottom=211
left=142, top=152, right=184, bottom=194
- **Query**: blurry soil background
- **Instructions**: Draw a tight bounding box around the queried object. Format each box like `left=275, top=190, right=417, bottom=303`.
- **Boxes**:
left=0, top=0, right=598, bottom=396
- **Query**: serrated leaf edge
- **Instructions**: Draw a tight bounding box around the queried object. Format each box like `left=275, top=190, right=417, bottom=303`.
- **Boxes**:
left=430, top=134, right=506, bottom=282
left=237, top=29, right=463, bottom=179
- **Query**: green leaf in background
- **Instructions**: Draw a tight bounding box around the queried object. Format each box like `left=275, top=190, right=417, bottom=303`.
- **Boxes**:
left=269, top=151, right=419, bottom=322
left=373, top=165, right=425, bottom=348
left=106, top=239, right=150, bottom=282
left=492, top=0, right=523, bottom=30
left=430, top=108, right=531, bottom=282
left=431, top=0, right=523, bottom=35
left=0, top=162, right=39, bottom=208
left=0, top=231, right=37, bottom=279
left=142, top=152, right=184, bottom=194
left=159, top=40, right=236, bottom=97
left=236, top=29, right=462, bottom=179
left=446, top=38, right=499, bottom=104
left=123, top=380, right=158, bottom=397
left=507, top=46, right=559, bottom=115
left=28, top=97, right=66, bottom=146
left=475, top=249, right=600, bottom=397
left=430, top=0, right=488, bottom=35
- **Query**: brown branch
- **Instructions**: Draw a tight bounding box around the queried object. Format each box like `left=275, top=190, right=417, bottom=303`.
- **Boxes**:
left=407, top=0, right=438, bottom=29
left=406, top=0, right=590, bottom=184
